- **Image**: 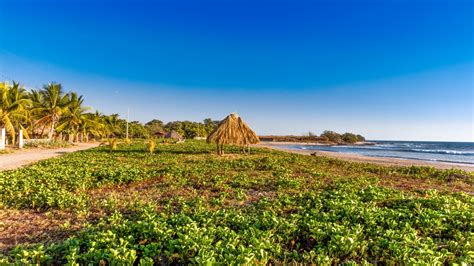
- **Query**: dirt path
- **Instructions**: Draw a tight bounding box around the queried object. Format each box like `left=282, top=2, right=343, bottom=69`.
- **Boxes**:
left=0, top=143, right=100, bottom=171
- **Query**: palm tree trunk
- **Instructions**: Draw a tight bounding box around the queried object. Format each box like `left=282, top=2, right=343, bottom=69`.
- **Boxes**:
left=48, top=118, right=55, bottom=140
left=40, top=124, right=46, bottom=138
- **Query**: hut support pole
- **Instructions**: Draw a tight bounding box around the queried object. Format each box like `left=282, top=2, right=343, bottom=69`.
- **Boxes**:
left=217, top=144, right=224, bottom=155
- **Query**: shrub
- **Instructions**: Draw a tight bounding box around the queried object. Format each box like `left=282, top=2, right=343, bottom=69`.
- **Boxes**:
left=24, top=140, right=72, bottom=149
left=147, top=139, right=156, bottom=154
left=341, top=133, right=358, bottom=144
left=108, top=139, right=118, bottom=151
left=356, top=134, right=366, bottom=142
left=320, top=130, right=342, bottom=143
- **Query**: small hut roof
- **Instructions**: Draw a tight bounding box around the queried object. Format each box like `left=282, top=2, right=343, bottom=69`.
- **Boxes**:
left=206, top=113, right=259, bottom=145
left=165, top=130, right=183, bottom=140
left=153, top=130, right=166, bottom=136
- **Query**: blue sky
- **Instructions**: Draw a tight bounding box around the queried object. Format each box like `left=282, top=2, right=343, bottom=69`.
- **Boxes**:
left=0, top=0, right=473, bottom=141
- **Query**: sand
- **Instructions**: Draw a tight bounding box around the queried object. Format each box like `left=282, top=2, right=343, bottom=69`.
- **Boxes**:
left=0, top=143, right=100, bottom=171
left=256, top=142, right=474, bottom=172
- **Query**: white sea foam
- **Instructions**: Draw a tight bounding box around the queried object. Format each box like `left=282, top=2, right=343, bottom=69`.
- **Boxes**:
left=411, top=149, right=474, bottom=155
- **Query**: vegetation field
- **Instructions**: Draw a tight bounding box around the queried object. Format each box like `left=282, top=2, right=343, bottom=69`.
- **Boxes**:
left=0, top=140, right=473, bottom=264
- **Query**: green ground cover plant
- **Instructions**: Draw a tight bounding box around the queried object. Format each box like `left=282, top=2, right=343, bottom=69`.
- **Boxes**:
left=0, top=141, right=472, bottom=264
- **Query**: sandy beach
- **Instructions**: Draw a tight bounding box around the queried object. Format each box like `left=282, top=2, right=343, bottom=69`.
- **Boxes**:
left=257, top=141, right=474, bottom=172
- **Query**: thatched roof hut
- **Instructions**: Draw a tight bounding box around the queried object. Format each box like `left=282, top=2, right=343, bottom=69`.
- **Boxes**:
left=207, top=113, right=259, bottom=154
left=165, top=130, right=183, bottom=141
left=153, top=130, right=166, bottom=137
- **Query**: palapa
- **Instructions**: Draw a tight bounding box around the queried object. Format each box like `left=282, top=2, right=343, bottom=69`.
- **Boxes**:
left=165, top=130, right=184, bottom=141
left=207, top=113, right=259, bottom=155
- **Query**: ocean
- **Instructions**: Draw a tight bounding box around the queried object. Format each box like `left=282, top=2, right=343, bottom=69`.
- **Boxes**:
left=280, top=141, right=474, bottom=165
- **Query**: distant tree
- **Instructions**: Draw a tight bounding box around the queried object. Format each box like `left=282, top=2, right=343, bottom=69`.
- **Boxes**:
left=181, top=121, right=197, bottom=138
left=103, top=114, right=123, bottom=138
left=356, top=134, right=366, bottom=142
left=319, top=135, right=329, bottom=142
left=162, top=119, right=217, bottom=139
left=164, top=121, right=184, bottom=136
left=203, top=118, right=219, bottom=135
left=81, top=111, right=106, bottom=140
left=145, top=119, right=164, bottom=135
left=128, top=121, right=148, bottom=138
left=321, top=130, right=342, bottom=143
left=341, top=132, right=358, bottom=144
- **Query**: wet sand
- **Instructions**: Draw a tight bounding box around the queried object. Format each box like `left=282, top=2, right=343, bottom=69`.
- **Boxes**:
left=256, top=142, right=474, bottom=172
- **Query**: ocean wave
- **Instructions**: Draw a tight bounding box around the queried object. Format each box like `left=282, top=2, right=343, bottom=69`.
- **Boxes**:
left=292, top=143, right=474, bottom=156
left=364, top=154, right=474, bottom=165
left=411, top=149, right=474, bottom=155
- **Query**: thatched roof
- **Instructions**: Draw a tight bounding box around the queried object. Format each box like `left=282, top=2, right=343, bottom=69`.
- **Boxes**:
left=153, top=130, right=166, bottom=137
left=207, top=113, right=259, bottom=145
left=165, top=130, right=183, bottom=140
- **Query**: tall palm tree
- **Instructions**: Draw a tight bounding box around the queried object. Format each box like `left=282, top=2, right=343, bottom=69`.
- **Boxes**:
left=31, top=83, right=69, bottom=140
left=0, top=82, right=31, bottom=144
left=27, top=89, right=43, bottom=137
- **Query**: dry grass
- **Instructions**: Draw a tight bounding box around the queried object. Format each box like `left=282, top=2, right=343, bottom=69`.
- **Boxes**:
left=0, top=209, right=84, bottom=252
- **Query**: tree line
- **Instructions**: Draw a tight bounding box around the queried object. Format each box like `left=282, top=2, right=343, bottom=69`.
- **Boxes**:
left=0, top=81, right=219, bottom=144
left=1, top=81, right=366, bottom=145
left=319, top=130, right=366, bottom=144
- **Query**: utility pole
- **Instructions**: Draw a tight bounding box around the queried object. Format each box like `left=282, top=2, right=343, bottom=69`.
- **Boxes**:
left=19, top=130, right=24, bottom=149
left=0, top=128, right=5, bottom=150
left=126, top=108, right=129, bottom=139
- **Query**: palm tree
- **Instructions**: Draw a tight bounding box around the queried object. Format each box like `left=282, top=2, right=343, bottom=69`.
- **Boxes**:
left=56, top=92, right=90, bottom=142
left=80, top=111, right=106, bottom=141
left=31, top=83, right=69, bottom=140
left=103, top=113, right=123, bottom=138
left=0, top=82, right=31, bottom=144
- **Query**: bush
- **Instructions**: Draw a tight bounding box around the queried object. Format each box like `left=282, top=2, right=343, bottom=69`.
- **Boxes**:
left=356, top=134, right=366, bottom=142
left=320, top=131, right=342, bottom=143
left=147, top=139, right=156, bottom=154
left=320, top=131, right=366, bottom=144
left=341, top=133, right=358, bottom=144
left=24, top=140, right=73, bottom=149
left=108, top=139, right=118, bottom=151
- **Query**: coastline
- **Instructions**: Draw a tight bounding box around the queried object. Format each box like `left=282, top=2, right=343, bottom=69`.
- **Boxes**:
left=256, top=141, right=474, bottom=172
